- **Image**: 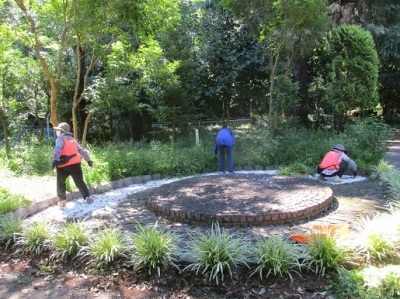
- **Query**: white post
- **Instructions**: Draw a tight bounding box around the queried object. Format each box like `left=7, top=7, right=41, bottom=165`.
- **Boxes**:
left=195, top=129, right=200, bottom=145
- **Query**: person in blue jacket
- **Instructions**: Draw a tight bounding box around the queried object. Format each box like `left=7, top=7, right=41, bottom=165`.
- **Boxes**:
left=214, top=124, right=235, bottom=174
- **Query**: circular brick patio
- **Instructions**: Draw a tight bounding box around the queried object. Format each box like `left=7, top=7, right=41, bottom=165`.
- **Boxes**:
left=145, top=173, right=333, bottom=227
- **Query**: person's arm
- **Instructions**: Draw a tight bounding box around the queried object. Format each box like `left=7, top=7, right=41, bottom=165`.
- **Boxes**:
left=76, top=141, right=91, bottom=163
left=340, top=153, right=358, bottom=175
left=214, top=144, right=218, bottom=156
left=52, top=137, right=64, bottom=161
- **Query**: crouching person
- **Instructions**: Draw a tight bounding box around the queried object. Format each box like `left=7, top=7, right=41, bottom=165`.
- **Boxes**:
left=52, top=122, right=94, bottom=207
left=317, top=144, right=357, bottom=182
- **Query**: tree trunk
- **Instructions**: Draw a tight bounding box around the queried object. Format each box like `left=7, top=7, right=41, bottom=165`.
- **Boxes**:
left=81, top=110, right=93, bottom=147
left=0, top=109, right=11, bottom=159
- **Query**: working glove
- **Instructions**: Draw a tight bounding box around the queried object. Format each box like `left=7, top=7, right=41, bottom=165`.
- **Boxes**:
left=87, top=160, right=93, bottom=167
left=353, top=170, right=358, bottom=177
left=213, top=155, right=218, bottom=161
left=52, top=160, right=58, bottom=169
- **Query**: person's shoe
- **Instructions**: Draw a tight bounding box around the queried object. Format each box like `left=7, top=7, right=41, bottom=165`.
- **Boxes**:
left=228, top=171, right=235, bottom=174
left=86, top=197, right=93, bottom=204
left=334, top=175, right=341, bottom=182
left=318, top=174, right=325, bottom=181
left=57, top=200, right=66, bottom=207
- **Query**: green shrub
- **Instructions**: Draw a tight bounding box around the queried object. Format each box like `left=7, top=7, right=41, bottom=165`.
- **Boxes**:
left=15, top=220, right=54, bottom=255
left=128, top=222, right=179, bottom=276
left=184, top=223, right=250, bottom=285
left=306, top=233, right=354, bottom=276
left=353, top=214, right=400, bottom=262
left=0, top=187, right=31, bottom=214
left=50, top=221, right=89, bottom=260
left=332, top=265, right=400, bottom=299
left=251, top=236, right=305, bottom=281
left=372, top=160, right=400, bottom=200
left=81, top=227, right=126, bottom=268
left=0, top=215, right=23, bottom=248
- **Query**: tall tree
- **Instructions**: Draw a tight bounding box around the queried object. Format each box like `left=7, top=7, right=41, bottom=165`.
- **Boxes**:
left=222, top=0, right=329, bottom=125
left=326, top=24, right=379, bottom=131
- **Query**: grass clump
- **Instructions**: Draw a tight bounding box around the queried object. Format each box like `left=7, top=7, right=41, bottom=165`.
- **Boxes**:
left=0, top=215, right=23, bottom=248
left=184, top=223, right=249, bottom=285
left=128, top=222, right=179, bottom=276
left=251, top=235, right=305, bottom=281
left=332, top=265, right=400, bottom=299
left=15, top=220, right=54, bottom=255
left=82, top=227, right=126, bottom=268
left=372, top=160, right=400, bottom=200
left=50, top=221, right=89, bottom=260
left=353, top=213, right=400, bottom=262
left=305, top=232, right=354, bottom=276
left=0, top=187, right=31, bottom=214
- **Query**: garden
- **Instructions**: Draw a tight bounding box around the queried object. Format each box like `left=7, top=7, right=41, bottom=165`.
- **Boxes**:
left=1, top=0, right=400, bottom=297
left=1, top=120, right=400, bottom=298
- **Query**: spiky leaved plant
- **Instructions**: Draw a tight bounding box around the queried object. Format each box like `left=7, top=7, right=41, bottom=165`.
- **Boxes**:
left=15, top=220, right=54, bottom=255
left=0, top=215, right=23, bottom=248
left=352, top=213, right=399, bottom=262
left=251, top=235, right=305, bottom=281
left=128, top=222, right=179, bottom=276
left=306, top=232, right=354, bottom=276
left=184, top=222, right=250, bottom=285
left=81, top=227, right=126, bottom=268
left=50, top=221, right=89, bottom=260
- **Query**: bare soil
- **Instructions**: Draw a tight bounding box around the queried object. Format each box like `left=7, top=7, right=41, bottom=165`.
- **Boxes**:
left=0, top=173, right=336, bottom=298
left=0, top=248, right=332, bottom=299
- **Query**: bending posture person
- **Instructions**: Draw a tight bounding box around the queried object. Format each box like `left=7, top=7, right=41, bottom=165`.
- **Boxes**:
left=317, top=144, right=357, bottom=181
left=52, top=122, right=94, bottom=207
left=214, top=124, right=236, bottom=174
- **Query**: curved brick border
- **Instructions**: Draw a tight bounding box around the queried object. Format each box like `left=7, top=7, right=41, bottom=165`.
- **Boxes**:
left=146, top=174, right=333, bottom=227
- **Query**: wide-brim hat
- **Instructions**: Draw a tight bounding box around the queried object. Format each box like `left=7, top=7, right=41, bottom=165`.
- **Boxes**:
left=53, top=122, right=72, bottom=135
left=333, top=144, right=346, bottom=151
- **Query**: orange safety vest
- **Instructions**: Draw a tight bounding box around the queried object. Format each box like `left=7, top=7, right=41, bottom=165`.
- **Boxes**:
left=57, top=137, right=81, bottom=168
left=319, top=151, right=341, bottom=170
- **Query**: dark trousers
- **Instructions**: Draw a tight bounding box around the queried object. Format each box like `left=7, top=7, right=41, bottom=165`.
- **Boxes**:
left=317, top=161, right=348, bottom=178
left=57, top=163, right=89, bottom=200
left=218, top=145, right=234, bottom=173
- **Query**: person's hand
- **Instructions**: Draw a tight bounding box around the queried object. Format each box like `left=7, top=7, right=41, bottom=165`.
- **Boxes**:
left=213, top=155, right=218, bottom=161
left=353, top=170, right=358, bottom=177
left=52, top=160, right=58, bottom=169
left=88, top=161, right=93, bottom=167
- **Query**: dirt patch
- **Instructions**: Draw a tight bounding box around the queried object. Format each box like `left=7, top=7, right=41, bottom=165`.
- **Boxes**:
left=0, top=248, right=332, bottom=299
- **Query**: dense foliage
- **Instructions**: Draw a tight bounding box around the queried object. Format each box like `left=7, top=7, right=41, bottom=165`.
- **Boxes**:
left=0, top=0, right=399, bottom=148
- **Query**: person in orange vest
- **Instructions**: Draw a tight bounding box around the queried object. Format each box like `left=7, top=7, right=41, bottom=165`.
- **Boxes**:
left=317, top=144, right=357, bottom=181
left=52, top=122, right=93, bottom=207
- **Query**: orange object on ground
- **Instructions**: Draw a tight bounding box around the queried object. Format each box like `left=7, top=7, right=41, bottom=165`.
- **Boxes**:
left=290, top=224, right=349, bottom=244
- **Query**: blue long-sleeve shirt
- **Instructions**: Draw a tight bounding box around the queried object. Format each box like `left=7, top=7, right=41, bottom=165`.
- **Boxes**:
left=214, top=128, right=235, bottom=155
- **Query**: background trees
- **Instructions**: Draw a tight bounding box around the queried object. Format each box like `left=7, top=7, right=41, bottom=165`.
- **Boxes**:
left=0, top=0, right=398, bottom=144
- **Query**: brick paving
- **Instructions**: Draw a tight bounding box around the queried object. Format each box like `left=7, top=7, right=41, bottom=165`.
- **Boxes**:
left=145, top=175, right=333, bottom=227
